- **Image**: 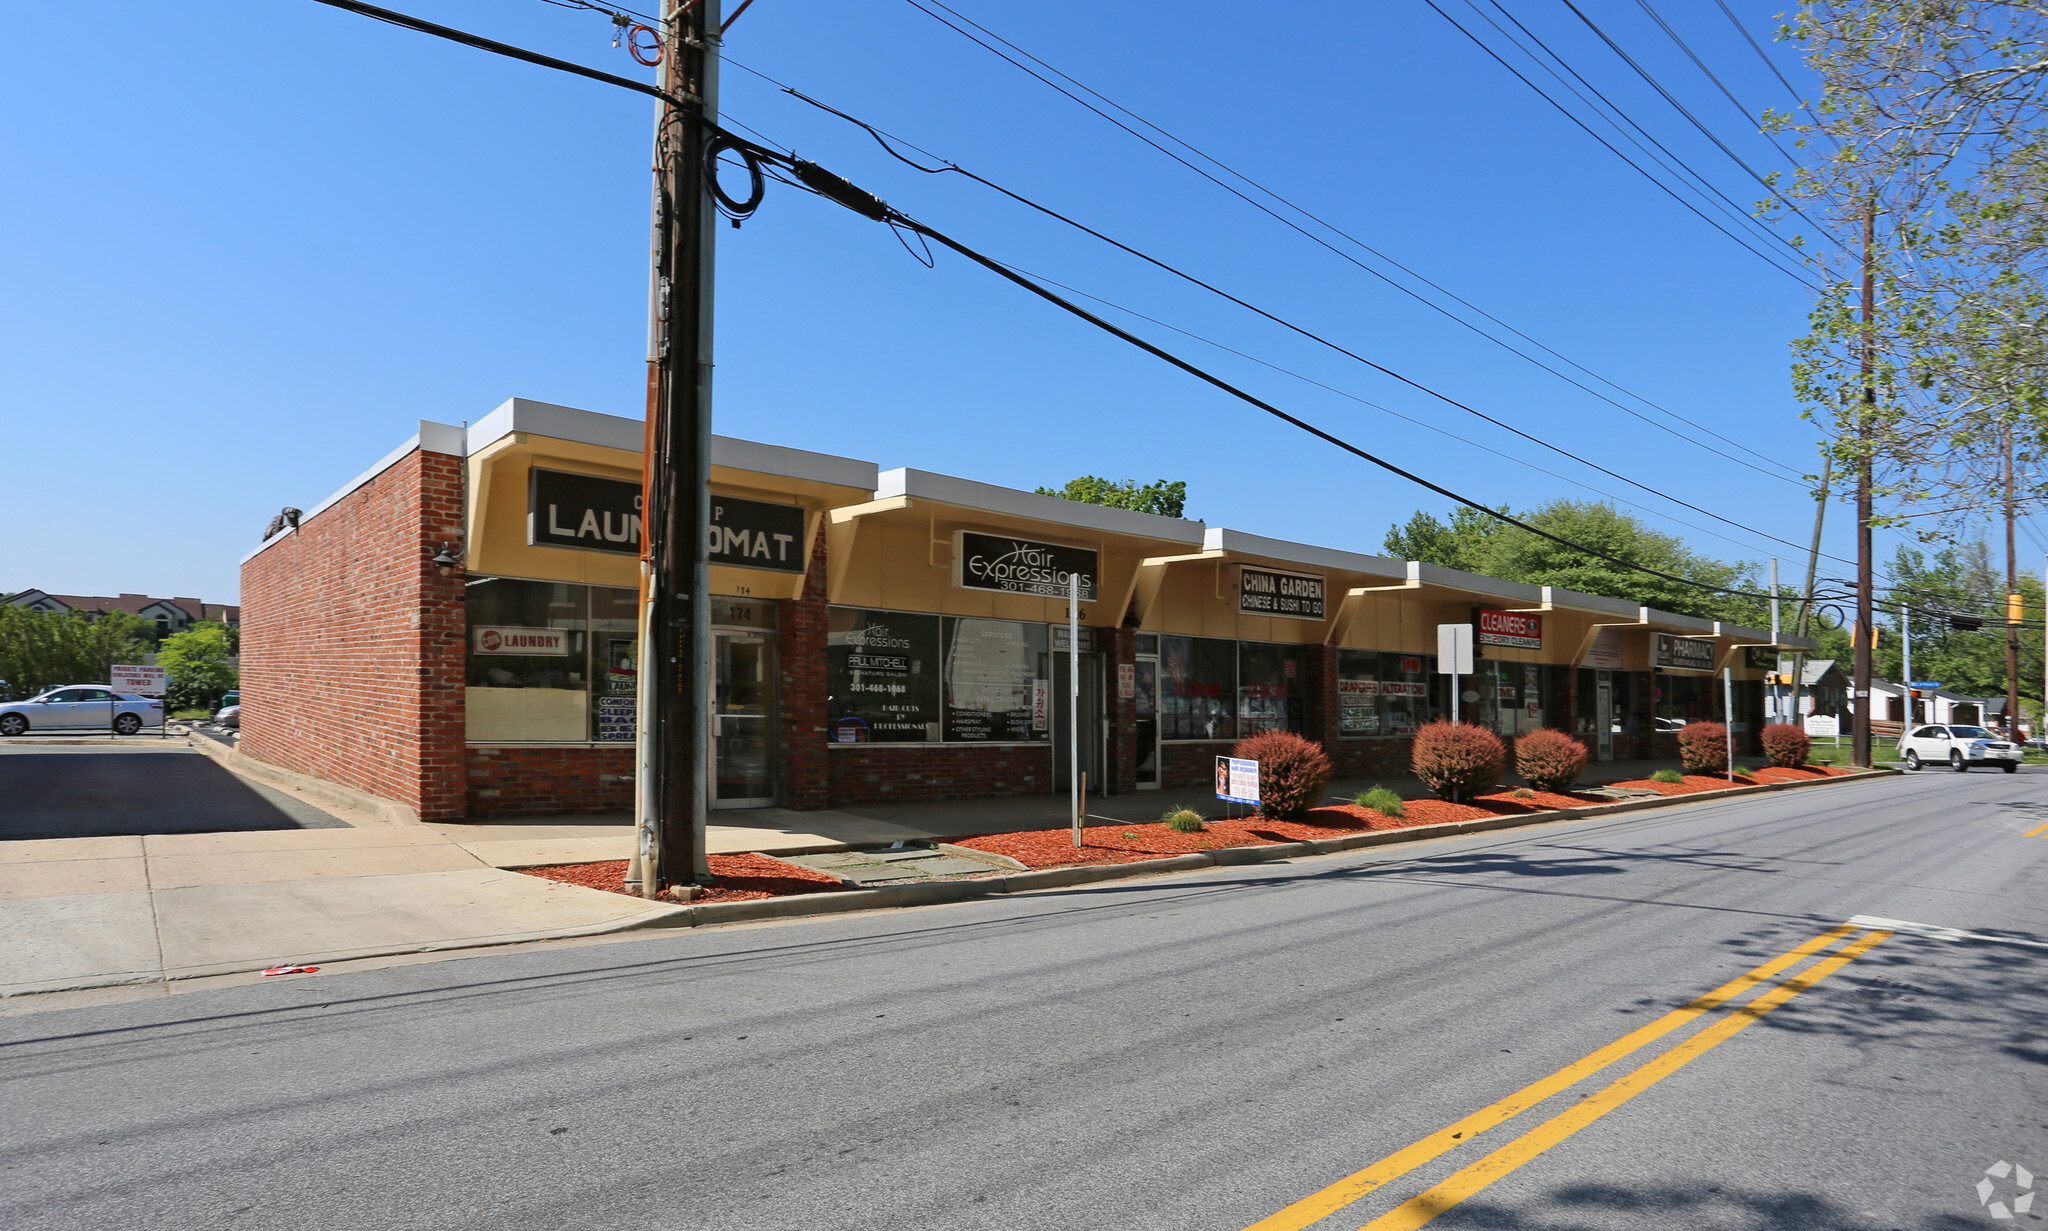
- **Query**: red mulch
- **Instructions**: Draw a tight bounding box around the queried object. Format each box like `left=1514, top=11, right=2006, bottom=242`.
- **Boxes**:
left=1602, top=763, right=1853, bottom=796
left=519, top=853, right=847, bottom=903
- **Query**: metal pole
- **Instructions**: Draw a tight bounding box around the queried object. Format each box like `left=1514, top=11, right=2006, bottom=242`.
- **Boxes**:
left=1070, top=572, right=1081, bottom=848
left=1723, top=666, right=1735, bottom=783
left=1770, top=558, right=1780, bottom=723
left=1852, top=201, right=1876, bottom=769
left=1902, top=599, right=1913, bottom=727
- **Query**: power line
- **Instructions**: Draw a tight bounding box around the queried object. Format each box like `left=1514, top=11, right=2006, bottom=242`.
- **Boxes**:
left=1419, top=0, right=1823, bottom=292
left=887, top=0, right=1815, bottom=478
left=746, top=74, right=1847, bottom=564
left=306, top=0, right=1804, bottom=609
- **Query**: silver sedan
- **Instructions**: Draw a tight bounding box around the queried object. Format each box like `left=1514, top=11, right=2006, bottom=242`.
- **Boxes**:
left=0, top=686, right=166, bottom=736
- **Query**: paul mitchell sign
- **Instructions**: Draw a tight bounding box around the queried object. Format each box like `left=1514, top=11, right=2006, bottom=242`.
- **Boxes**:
left=709, top=496, right=807, bottom=573
left=529, top=469, right=641, bottom=555
left=1238, top=567, right=1326, bottom=620
left=955, top=531, right=1097, bottom=601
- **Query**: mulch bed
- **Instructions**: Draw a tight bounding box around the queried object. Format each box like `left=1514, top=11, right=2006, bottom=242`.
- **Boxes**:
left=1602, top=763, right=1854, bottom=796
left=519, top=852, right=847, bottom=903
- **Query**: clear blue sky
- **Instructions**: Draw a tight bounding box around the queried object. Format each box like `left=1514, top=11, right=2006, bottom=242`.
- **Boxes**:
left=0, top=0, right=1974, bottom=606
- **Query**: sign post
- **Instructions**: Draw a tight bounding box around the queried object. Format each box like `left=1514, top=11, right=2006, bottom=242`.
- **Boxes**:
left=1723, top=666, right=1735, bottom=783
left=1438, top=623, right=1474, bottom=726
left=1069, top=571, right=1081, bottom=849
left=110, top=664, right=167, bottom=737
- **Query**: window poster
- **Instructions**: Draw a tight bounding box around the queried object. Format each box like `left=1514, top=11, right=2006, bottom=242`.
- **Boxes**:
left=941, top=617, right=1049, bottom=742
left=595, top=695, right=636, bottom=741
left=827, top=608, right=941, bottom=742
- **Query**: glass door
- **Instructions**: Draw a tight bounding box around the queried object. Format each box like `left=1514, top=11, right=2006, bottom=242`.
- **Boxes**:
left=1135, top=656, right=1160, bottom=788
left=712, top=630, right=776, bottom=807
left=1595, top=671, right=1614, bottom=761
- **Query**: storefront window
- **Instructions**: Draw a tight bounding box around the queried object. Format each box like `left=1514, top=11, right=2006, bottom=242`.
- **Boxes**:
left=1576, top=669, right=1638, bottom=740
left=1474, top=661, right=1566, bottom=737
left=1656, top=673, right=1716, bottom=724
left=1338, top=649, right=1438, bottom=737
left=1238, top=642, right=1307, bottom=736
left=465, top=578, right=638, bottom=742
left=941, top=617, right=1050, bottom=742
left=1161, top=635, right=1237, bottom=741
left=827, top=608, right=941, bottom=743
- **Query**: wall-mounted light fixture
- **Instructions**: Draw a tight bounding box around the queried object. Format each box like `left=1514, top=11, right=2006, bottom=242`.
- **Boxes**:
left=431, top=542, right=464, bottom=574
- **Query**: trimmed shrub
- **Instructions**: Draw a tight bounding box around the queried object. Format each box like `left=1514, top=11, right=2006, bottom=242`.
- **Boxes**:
left=1232, top=730, right=1334, bottom=819
left=1161, top=808, right=1206, bottom=833
left=1759, top=723, right=1812, bottom=768
left=1651, top=768, right=1685, bottom=784
left=1515, top=728, right=1590, bottom=792
left=1676, top=721, right=1730, bottom=774
left=1354, top=786, right=1405, bottom=818
left=1411, top=720, right=1506, bottom=798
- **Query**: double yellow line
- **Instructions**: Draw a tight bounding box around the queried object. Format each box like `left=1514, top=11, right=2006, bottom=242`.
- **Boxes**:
left=1246, top=922, right=1891, bottom=1231
left=2023, top=820, right=2048, bottom=838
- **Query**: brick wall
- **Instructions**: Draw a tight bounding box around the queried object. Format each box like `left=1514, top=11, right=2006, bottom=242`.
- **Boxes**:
left=240, top=447, right=468, bottom=820
left=827, top=743, right=1054, bottom=805
left=778, top=530, right=830, bottom=809
left=469, top=745, right=634, bottom=816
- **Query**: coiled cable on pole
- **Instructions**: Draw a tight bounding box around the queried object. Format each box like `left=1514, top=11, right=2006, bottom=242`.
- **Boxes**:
left=704, top=131, right=766, bottom=227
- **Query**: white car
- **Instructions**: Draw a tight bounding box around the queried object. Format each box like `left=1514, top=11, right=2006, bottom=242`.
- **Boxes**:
left=1898, top=724, right=2023, bottom=773
left=0, top=686, right=165, bottom=736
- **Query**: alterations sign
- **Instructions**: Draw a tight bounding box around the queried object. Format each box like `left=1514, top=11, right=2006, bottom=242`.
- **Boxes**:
left=530, top=469, right=641, bottom=555
left=473, top=626, right=569, bottom=655
left=710, top=496, right=807, bottom=573
left=1238, top=567, right=1326, bottom=620
left=956, top=531, right=1097, bottom=601
left=1477, top=608, right=1543, bottom=649
left=1655, top=633, right=1718, bottom=673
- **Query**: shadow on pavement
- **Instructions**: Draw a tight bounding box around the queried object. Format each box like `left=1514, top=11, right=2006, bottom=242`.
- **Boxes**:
left=0, top=748, right=347, bottom=839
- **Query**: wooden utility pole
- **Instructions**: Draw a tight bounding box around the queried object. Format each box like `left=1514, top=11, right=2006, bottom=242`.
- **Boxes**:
left=1791, top=450, right=1832, bottom=731
left=635, top=0, right=720, bottom=896
left=1852, top=203, right=1876, bottom=769
left=2005, top=421, right=2022, bottom=740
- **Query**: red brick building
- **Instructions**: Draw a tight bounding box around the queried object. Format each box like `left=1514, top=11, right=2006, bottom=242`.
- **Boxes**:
left=239, top=399, right=1801, bottom=822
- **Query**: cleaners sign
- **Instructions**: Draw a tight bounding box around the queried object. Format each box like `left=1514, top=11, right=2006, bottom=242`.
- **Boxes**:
left=1239, top=566, right=1326, bottom=620
left=955, top=531, right=1097, bottom=601
left=1477, top=608, right=1543, bottom=649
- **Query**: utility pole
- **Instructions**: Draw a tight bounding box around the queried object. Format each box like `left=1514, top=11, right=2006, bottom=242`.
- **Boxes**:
left=1852, top=202, right=1876, bottom=769
left=635, top=0, right=720, bottom=896
left=2005, top=421, right=2022, bottom=741
left=1791, top=451, right=1832, bottom=735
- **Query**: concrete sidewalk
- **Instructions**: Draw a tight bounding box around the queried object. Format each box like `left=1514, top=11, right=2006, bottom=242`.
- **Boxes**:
left=0, top=827, right=684, bottom=997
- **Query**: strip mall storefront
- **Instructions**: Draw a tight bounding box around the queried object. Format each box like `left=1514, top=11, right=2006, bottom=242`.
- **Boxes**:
left=240, top=399, right=1808, bottom=822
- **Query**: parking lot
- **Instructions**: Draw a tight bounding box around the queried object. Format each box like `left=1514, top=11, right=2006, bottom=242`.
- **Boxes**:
left=0, top=745, right=347, bottom=840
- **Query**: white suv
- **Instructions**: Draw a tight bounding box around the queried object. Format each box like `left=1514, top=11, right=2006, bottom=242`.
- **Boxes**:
left=1898, top=724, right=2023, bottom=773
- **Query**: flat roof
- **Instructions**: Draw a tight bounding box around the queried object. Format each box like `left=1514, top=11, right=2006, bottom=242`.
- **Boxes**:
left=874, top=468, right=1206, bottom=544
left=1200, top=528, right=1407, bottom=579
left=470, top=398, right=879, bottom=490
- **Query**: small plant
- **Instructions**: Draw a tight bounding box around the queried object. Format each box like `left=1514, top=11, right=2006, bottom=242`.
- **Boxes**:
left=1232, top=730, right=1335, bottom=819
left=1512, top=787, right=1536, bottom=799
left=1122, top=831, right=1139, bottom=840
left=1353, top=786, right=1405, bottom=818
left=1411, top=720, right=1506, bottom=799
left=1515, top=728, right=1590, bottom=792
left=1651, top=768, right=1685, bottom=784
left=1161, top=808, right=1206, bottom=833
left=1758, top=722, right=1812, bottom=768
left=1676, top=721, right=1730, bottom=774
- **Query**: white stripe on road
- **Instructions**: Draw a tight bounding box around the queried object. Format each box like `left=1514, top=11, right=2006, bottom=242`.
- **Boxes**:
left=1846, top=914, right=2048, bottom=951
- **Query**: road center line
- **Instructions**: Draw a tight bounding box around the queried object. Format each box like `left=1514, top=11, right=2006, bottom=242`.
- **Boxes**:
left=2021, top=821, right=2048, bottom=838
left=1847, top=913, right=2048, bottom=950
left=1241, top=923, right=1860, bottom=1231
left=1359, top=929, right=1892, bottom=1231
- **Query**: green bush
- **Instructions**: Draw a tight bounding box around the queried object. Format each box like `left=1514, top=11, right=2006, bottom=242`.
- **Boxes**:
left=1411, top=720, right=1506, bottom=798
left=1232, top=730, right=1334, bottom=819
left=1161, top=808, right=1206, bottom=833
left=1353, top=786, right=1405, bottom=818
left=1651, top=768, right=1685, bottom=784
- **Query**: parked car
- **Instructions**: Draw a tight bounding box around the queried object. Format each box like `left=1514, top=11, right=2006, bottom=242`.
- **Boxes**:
left=216, top=703, right=240, bottom=729
left=0, top=686, right=165, bottom=736
left=1898, top=724, right=2023, bottom=773
left=216, top=689, right=240, bottom=713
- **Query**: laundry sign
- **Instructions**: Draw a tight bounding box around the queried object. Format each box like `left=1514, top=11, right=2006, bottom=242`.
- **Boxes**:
left=529, top=469, right=641, bottom=555
left=473, top=626, right=569, bottom=655
left=709, top=496, right=807, bottom=573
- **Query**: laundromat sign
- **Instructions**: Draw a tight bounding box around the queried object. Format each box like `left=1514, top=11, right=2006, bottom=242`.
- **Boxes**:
left=529, top=470, right=807, bottom=572
left=955, top=531, right=1098, bottom=601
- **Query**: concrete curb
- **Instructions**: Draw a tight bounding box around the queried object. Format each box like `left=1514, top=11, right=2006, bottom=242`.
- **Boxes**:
left=0, top=736, right=180, bottom=747
left=658, top=766, right=1896, bottom=929
left=182, top=731, right=420, bottom=826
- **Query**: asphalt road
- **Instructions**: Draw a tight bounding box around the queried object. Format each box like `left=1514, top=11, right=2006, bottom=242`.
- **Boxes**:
left=0, top=746, right=346, bottom=839
left=2, top=771, right=2044, bottom=1230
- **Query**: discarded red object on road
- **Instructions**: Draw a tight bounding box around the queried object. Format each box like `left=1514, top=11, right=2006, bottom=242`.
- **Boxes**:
left=262, top=965, right=320, bottom=976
